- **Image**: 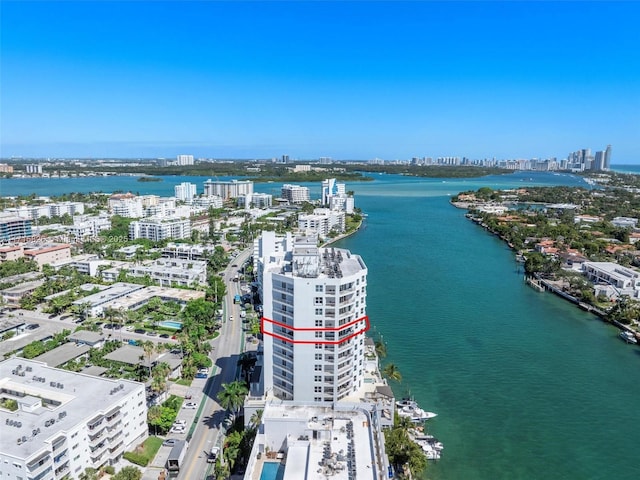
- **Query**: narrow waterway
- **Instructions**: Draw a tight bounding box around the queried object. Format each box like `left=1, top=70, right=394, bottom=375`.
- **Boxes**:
left=335, top=174, right=640, bottom=480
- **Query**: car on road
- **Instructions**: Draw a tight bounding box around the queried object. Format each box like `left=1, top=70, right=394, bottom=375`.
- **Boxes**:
left=173, top=420, right=187, bottom=427
left=160, top=333, right=170, bottom=338
left=146, top=331, right=158, bottom=336
left=124, top=326, right=133, bottom=331
left=183, top=402, right=197, bottom=409
left=169, top=426, right=185, bottom=434
left=25, top=324, right=40, bottom=330
left=163, top=438, right=178, bottom=447
left=134, top=329, right=145, bottom=334
left=207, top=446, right=220, bottom=463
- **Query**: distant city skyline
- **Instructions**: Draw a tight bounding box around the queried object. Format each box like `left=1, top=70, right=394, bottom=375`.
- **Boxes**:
left=1, top=1, right=639, bottom=162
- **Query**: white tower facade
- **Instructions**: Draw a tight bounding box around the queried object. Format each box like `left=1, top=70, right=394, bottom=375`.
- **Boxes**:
left=259, top=233, right=368, bottom=404
left=174, top=182, right=197, bottom=203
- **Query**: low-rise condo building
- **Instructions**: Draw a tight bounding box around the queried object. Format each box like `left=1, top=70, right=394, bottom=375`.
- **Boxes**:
left=0, top=358, right=147, bottom=479
left=128, top=217, right=191, bottom=241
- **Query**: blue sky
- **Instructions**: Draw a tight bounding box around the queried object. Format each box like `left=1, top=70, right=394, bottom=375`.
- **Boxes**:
left=1, top=1, right=639, bottom=162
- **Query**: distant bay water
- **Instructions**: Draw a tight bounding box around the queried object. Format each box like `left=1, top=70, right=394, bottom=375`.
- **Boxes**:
left=2, top=171, right=640, bottom=479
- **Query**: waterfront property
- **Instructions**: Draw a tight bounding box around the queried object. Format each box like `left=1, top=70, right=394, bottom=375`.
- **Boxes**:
left=243, top=403, right=390, bottom=480
left=582, top=262, right=640, bottom=298
left=257, top=232, right=369, bottom=404
left=0, top=358, right=147, bottom=478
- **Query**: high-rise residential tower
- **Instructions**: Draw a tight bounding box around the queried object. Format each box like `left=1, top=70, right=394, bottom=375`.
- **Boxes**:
left=174, top=182, right=197, bottom=203
left=258, top=232, right=369, bottom=404
left=604, top=145, right=612, bottom=170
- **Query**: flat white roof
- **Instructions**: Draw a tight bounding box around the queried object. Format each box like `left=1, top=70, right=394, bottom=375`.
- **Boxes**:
left=0, top=358, right=143, bottom=459
left=262, top=404, right=377, bottom=480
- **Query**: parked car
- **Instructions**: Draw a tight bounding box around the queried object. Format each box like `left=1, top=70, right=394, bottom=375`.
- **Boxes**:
left=134, top=329, right=145, bottom=334
left=183, top=402, right=198, bottom=409
left=160, top=333, right=170, bottom=338
left=173, top=419, right=186, bottom=426
left=163, top=438, right=178, bottom=447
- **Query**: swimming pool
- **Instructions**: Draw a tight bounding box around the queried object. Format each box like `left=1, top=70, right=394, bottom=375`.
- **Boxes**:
left=259, top=462, right=285, bottom=480
left=158, top=320, right=183, bottom=330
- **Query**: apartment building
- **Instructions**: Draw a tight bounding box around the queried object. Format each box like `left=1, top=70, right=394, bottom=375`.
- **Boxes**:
left=174, top=182, right=197, bottom=203
left=23, top=244, right=72, bottom=270
left=259, top=233, right=368, bottom=403
left=0, top=216, right=33, bottom=241
left=281, top=184, right=310, bottom=204
left=237, top=193, right=273, bottom=209
left=162, top=242, right=217, bottom=261
left=67, top=215, right=111, bottom=240
left=0, top=245, right=24, bottom=262
left=5, top=202, right=85, bottom=220
left=101, top=259, right=206, bottom=288
left=298, top=208, right=345, bottom=239
left=128, top=218, right=191, bottom=241
left=191, top=195, right=224, bottom=209
left=0, top=358, right=147, bottom=479
left=203, top=179, right=253, bottom=199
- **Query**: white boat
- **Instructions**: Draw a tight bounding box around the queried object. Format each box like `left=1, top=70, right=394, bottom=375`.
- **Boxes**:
left=396, top=399, right=437, bottom=422
left=619, top=330, right=638, bottom=344
left=416, top=440, right=441, bottom=460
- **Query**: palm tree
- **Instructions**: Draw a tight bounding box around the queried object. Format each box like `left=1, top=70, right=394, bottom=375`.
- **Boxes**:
left=375, top=339, right=387, bottom=358
left=217, top=380, right=249, bottom=419
left=249, top=409, right=263, bottom=429
left=103, top=307, right=127, bottom=342
left=147, top=405, right=163, bottom=435
left=382, top=363, right=402, bottom=383
left=141, top=340, right=155, bottom=377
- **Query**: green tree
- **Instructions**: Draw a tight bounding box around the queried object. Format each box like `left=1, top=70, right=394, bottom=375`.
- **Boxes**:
left=217, top=381, right=248, bottom=418
left=79, top=468, right=99, bottom=480
left=249, top=409, right=263, bottom=429
left=382, top=363, right=402, bottom=383
left=112, top=466, right=142, bottom=480
left=147, top=405, right=163, bottom=436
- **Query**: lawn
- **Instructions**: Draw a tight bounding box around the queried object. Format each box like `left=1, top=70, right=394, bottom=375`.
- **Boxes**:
left=123, top=436, right=163, bottom=466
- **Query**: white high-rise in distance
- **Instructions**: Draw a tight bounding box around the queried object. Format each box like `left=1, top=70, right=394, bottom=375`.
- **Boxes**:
left=176, top=154, right=194, bottom=166
left=174, top=182, right=197, bottom=203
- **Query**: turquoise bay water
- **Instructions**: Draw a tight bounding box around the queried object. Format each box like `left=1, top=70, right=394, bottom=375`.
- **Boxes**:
left=2, top=171, right=639, bottom=479
left=336, top=173, right=640, bottom=480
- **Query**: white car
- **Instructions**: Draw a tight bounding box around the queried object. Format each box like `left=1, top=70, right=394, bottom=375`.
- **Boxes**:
left=173, top=420, right=186, bottom=426
left=183, top=402, right=198, bottom=409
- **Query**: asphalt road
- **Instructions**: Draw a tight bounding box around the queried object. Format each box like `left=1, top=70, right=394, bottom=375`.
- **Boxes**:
left=176, top=247, right=253, bottom=480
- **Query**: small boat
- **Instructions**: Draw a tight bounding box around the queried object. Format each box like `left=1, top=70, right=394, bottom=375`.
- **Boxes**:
left=619, top=330, right=638, bottom=344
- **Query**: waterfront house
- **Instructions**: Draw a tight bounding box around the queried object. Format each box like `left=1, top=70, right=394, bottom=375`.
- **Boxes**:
left=582, top=262, right=640, bottom=298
